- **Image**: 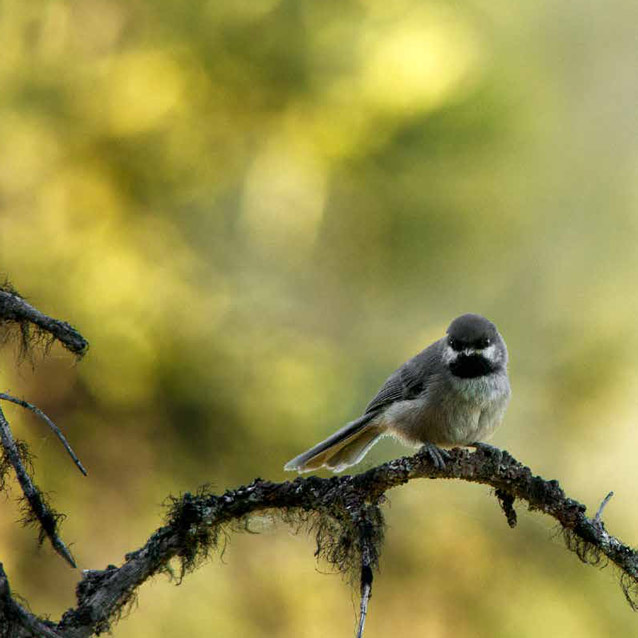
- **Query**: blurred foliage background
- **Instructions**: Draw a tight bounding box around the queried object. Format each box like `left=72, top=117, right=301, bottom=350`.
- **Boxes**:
left=1, top=0, right=638, bottom=636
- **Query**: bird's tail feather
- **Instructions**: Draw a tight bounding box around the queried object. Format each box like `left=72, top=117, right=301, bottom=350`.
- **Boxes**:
left=323, top=426, right=383, bottom=472
left=284, top=414, right=382, bottom=473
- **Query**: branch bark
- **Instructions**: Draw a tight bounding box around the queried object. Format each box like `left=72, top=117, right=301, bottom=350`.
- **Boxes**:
left=0, top=281, right=87, bottom=569
left=0, top=404, right=77, bottom=567
left=0, top=285, right=88, bottom=357
left=1, top=445, right=637, bottom=637
left=0, top=392, right=87, bottom=476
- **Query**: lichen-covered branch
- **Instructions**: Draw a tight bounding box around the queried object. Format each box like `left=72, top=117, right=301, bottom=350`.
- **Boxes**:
left=0, top=392, right=87, bottom=476
left=0, top=404, right=77, bottom=568
left=0, top=282, right=88, bottom=358
left=0, top=281, right=87, bottom=570
left=0, top=445, right=636, bottom=637
left=0, top=562, right=63, bottom=638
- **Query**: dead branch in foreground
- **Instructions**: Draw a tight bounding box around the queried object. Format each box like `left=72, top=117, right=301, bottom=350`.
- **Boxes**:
left=0, top=283, right=87, bottom=570
left=0, top=445, right=636, bottom=638
left=0, top=283, right=88, bottom=358
left=1, top=281, right=637, bottom=637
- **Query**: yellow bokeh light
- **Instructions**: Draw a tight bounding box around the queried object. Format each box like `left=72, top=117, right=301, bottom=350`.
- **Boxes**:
left=241, top=141, right=327, bottom=257
left=359, top=8, right=482, bottom=114
left=103, top=50, right=185, bottom=135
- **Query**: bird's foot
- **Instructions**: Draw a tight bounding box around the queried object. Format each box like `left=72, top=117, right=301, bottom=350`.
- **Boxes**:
left=470, top=441, right=503, bottom=460
left=418, top=442, right=451, bottom=470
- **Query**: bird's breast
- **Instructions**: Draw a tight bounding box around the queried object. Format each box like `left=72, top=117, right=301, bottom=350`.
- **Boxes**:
left=381, top=372, right=510, bottom=446
left=449, top=372, right=510, bottom=404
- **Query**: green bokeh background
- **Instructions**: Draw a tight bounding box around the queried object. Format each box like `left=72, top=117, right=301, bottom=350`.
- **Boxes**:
left=2, top=0, right=638, bottom=636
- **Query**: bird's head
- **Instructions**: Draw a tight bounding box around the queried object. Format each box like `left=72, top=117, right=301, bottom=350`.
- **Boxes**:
left=442, top=313, right=508, bottom=379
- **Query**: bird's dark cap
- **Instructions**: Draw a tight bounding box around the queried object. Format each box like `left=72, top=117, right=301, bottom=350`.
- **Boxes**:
left=446, top=314, right=498, bottom=347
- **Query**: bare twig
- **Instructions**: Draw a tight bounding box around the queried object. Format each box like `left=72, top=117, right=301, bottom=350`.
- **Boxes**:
left=0, top=392, right=87, bottom=476
left=355, top=506, right=378, bottom=638
left=0, top=404, right=76, bottom=568
left=0, top=445, right=631, bottom=637
left=595, top=491, right=614, bottom=523
left=357, top=560, right=373, bottom=638
left=357, top=579, right=371, bottom=638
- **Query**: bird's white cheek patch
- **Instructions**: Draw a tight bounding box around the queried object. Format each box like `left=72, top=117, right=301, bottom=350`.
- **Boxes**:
left=481, top=344, right=497, bottom=362
left=441, top=345, right=457, bottom=366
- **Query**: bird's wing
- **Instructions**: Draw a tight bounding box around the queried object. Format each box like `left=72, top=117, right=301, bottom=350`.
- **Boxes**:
left=362, top=340, right=441, bottom=416
left=362, top=372, right=404, bottom=415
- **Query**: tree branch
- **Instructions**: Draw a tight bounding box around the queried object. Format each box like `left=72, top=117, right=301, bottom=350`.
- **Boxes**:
left=0, top=283, right=88, bottom=358
left=0, top=404, right=77, bottom=568
left=0, top=562, right=63, bottom=638
left=0, top=445, right=636, bottom=637
left=0, top=392, right=87, bottom=476
left=0, top=281, right=87, bottom=570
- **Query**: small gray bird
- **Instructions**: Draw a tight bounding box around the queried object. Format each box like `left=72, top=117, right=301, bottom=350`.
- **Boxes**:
left=284, top=313, right=510, bottom=473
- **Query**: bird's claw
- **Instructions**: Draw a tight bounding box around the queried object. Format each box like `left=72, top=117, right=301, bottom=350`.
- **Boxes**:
left=470, top=441, right=503, bottom=460
left=419, top=442, right=451, bottom=470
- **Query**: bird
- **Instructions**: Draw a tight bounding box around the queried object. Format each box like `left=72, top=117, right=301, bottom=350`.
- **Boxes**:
left=284, top=313, right=510, bottom=473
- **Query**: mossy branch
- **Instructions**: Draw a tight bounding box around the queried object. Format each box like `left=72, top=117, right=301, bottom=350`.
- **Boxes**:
left=2, top=445, right=638, bottom=637
left=0, top=281, right=88, bottom=569
left=0, top=281, right=88, bottom=358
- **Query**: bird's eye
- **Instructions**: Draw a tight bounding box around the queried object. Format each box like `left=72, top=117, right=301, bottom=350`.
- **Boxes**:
left=478, top=338, right=491, bottom=349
